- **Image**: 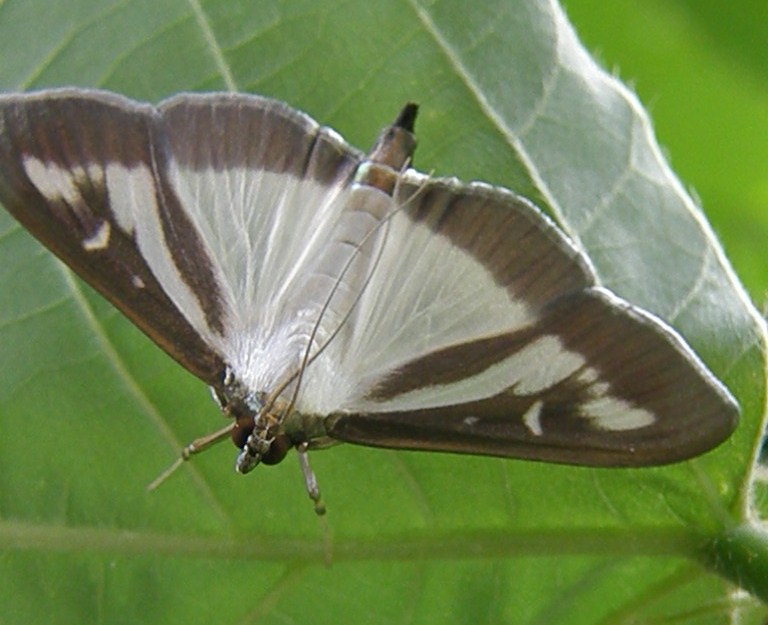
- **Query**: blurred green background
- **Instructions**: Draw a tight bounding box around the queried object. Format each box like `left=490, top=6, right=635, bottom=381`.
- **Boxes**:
left=566, top=0, right=768, bottom=304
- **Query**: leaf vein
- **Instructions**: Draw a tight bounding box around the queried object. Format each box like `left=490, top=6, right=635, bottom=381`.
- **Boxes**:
left=186, top=0, right=238, bottom=92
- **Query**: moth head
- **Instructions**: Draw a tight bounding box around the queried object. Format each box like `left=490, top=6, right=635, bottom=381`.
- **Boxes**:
left=209, top=372, right=292, bottom=470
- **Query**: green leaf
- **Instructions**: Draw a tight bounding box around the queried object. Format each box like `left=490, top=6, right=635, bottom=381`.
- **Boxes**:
left=0, top=1, right=765, bottom=623
left=566, top=0, right=768, bottom=304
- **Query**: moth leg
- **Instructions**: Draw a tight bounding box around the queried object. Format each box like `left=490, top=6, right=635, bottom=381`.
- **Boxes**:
left=147, top=423, right=234, bottom=491
left=297, top=442, right=326, bottom=516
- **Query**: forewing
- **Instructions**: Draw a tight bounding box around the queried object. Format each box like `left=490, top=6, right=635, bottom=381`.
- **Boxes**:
left=0, top=89, right=225, bottom=384
left=325, top=175, right=738, bottom=465
left=0, top=90, right=363, bottom=387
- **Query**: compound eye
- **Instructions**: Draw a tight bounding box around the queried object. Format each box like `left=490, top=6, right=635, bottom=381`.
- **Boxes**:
left=260, top=434, right=292, bottom=465
left=230, top=414, right=255, bottom=448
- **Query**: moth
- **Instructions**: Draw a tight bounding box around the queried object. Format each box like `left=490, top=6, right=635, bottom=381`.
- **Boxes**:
left=0, top=89, right=739, bottom=510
